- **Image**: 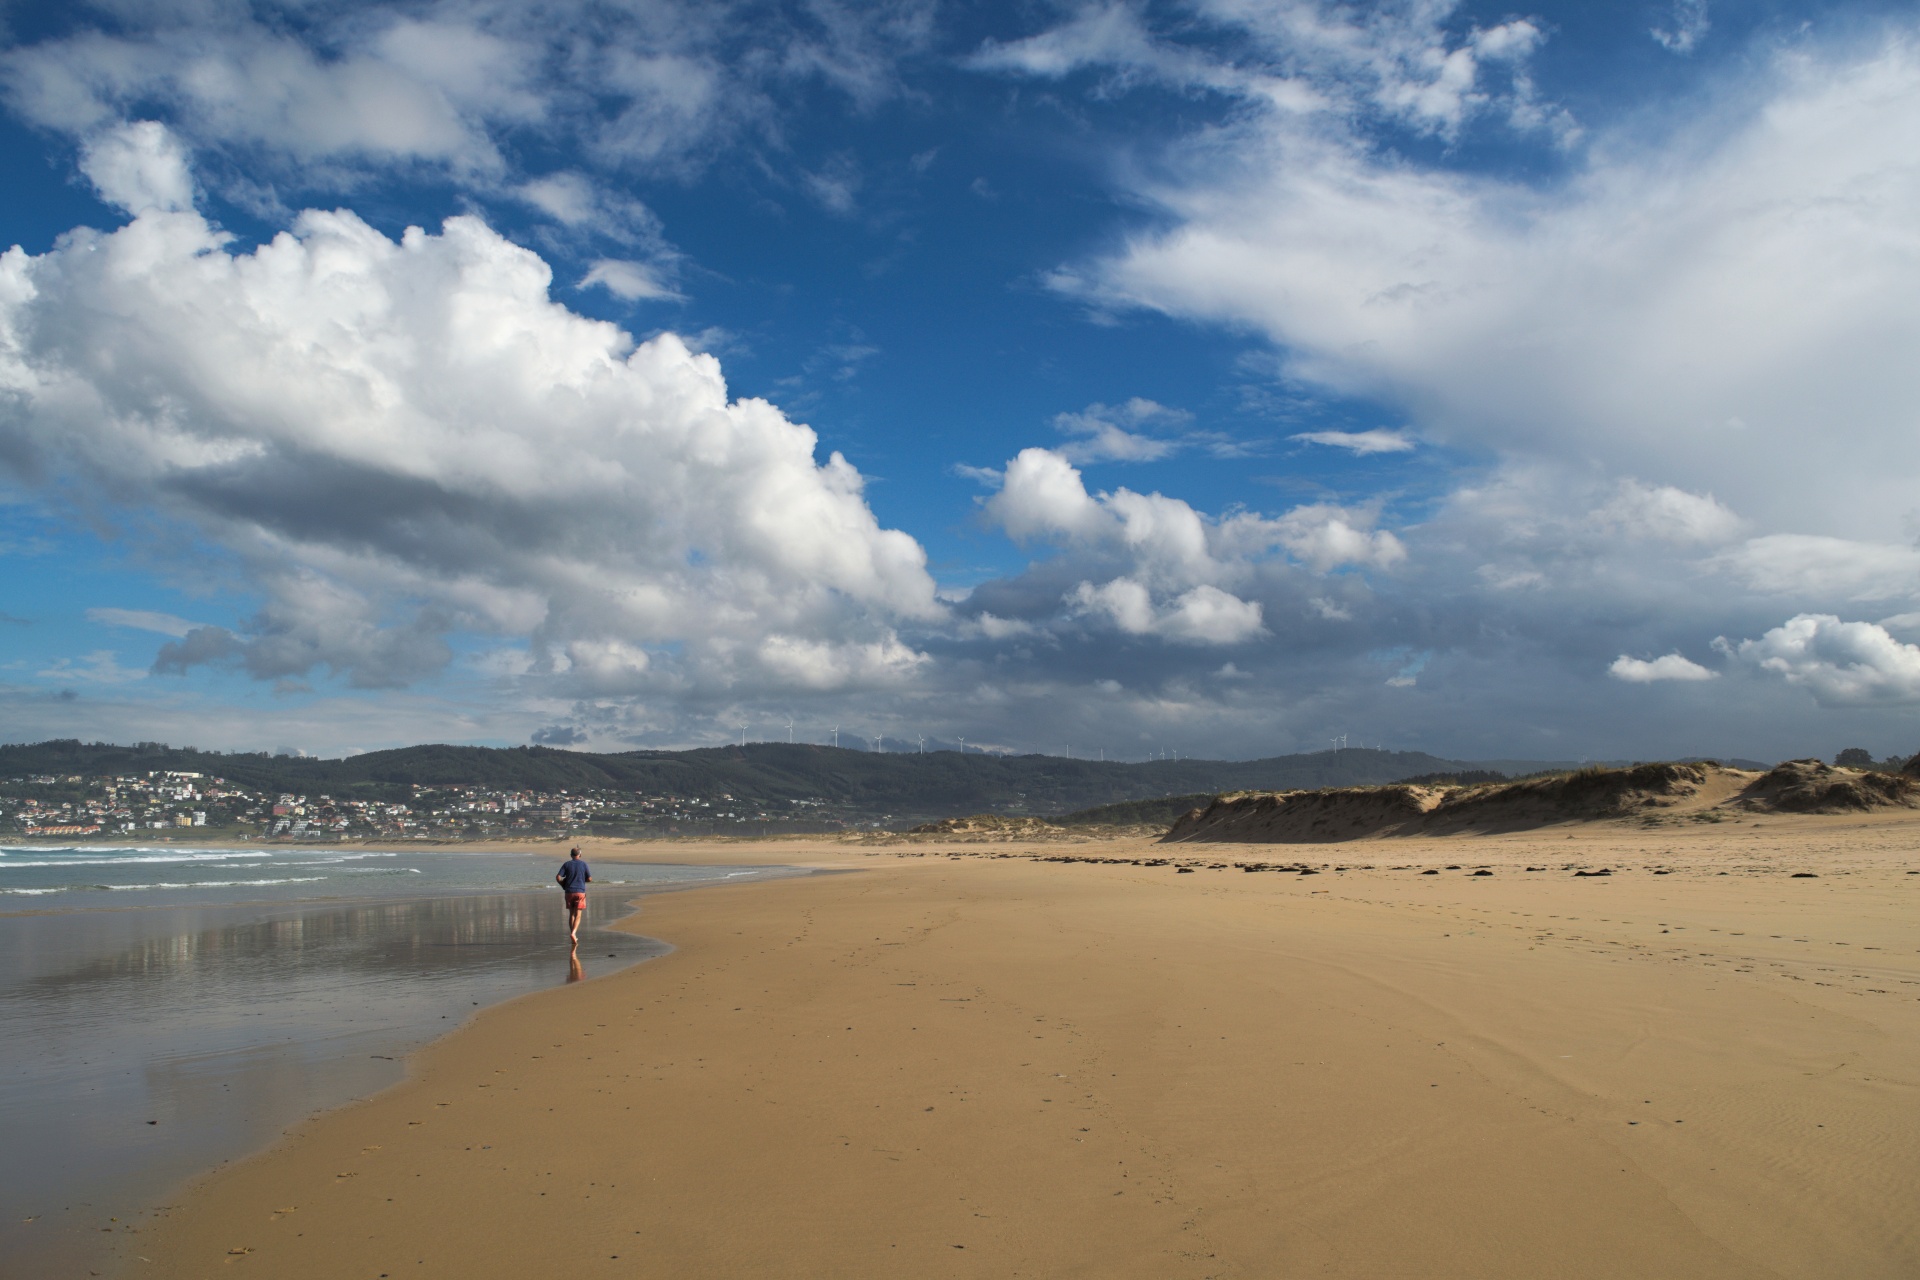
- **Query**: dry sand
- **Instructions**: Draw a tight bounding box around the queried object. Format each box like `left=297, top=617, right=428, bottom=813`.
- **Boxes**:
left=130, top=815, right=1920, bottom=1278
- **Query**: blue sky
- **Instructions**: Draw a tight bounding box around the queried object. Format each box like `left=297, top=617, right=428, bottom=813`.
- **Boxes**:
left=2, top=0, right=1918, bottom=762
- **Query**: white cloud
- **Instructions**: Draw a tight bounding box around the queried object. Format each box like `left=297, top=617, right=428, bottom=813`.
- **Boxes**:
left=1252, top=505, right=1407, bottom=573
left=1159, top=583, right=1266, bottom=644
left=1609, top=653, right=1718, bottom=683
left=971, top=2, right=1561, bottom=140
left=580, top=259, right=682, bottom=302
left=801, top=154, right=862, bottom=214
left=1711, top=535, right=1920, bottom=602
left=86, top=607, right=200, bottom=638
left=985, top=448, right=1112, bottom=544
left=757, top=633, right=930, bottom=689
left=514, top=172, right=605, bottom=226
left=1053, top=398, right=1189, bottom=464
left=1040, top=28, right=1920, bottom=544
left=1653, top=1, right=1712, bottom=55
left=1720, top=614, right=1920, bottom=706
left=0, top=150, right=939, bottom=695
left=37, top=650, right=145, bottom=683
left=964, top=8, right=1920, bottom=756
left=77, top=120, right=195, bottom=215
left=0, top=4, right=934, bottom=198
left=975, top=447, right=1398, bottom=647
left=1592, top=479, right=1742, bottom=545
left=508, top=173, right=686, bottom=302
left=966, top=4, right=1211, bottom=86
left=1475, top=564, right=1545, bottom=591
left=1069, top=578, right=1265, bottom=645
left=971, top=612, right=1037, bottom=640
left=1069, top=576, right=1154, bottom=634
left=1, top=23, right=521, bottom=176
left=1290, top=428, right=1416, bottom=455
left=988, top=449, right=1403, bottom=578
left=512, top=172, right=677, bottom=251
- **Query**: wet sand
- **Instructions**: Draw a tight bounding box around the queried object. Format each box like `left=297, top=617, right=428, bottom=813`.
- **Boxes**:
left=0, top=858, right=789, bottom=1278
left=131, top=816, right=1920, bottom=1278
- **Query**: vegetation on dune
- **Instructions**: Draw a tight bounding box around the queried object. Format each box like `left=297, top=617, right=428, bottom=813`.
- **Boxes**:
left=1053, top=794, right=1222, bottom=828
left=1391, top=770, right=1509, bottom=787
left=1163, top=757, right=1920, bottom=844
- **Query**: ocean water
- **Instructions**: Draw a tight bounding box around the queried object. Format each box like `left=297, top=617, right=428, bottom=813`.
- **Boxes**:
left=0, top=845, right=790, bottom=1275
left=0, top=842, right=607, bottom=903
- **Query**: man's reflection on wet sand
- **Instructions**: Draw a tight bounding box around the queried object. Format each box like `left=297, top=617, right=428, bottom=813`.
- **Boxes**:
left=0, top=891, right=664, bottom=1279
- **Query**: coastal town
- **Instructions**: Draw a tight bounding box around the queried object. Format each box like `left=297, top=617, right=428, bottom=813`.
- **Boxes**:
left=0, top=770, right=844, bottom=841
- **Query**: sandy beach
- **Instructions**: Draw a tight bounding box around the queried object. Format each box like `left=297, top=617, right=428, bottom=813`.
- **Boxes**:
left=128, top=816, right=1920, bottom=1278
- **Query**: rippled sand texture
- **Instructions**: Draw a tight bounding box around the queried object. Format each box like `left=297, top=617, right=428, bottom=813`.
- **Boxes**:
left=135, top=815, right=1919, bottom=1278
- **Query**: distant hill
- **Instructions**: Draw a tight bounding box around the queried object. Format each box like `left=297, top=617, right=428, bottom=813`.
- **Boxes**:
left=0, top=739, right=1610, bottom=826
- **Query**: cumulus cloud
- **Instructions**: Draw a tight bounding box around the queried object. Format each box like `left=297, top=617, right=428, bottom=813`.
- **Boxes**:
left=1069, top=578, right=1265, bottom=645
left=972, top=447, right=1401, bottom=647
left=0, top=145, right=939, bottom=696
left=77, top=120, right=196, bottom=214
left=1053, top=398, right=1189, bottom=464
left=1250, top=505, right=1407, bottom=573
left=1609, top=653, right=1718, bottom=683
left=1720, top=614, right=1920, bottom=706
left=987, top=448, right=1402, bottom=577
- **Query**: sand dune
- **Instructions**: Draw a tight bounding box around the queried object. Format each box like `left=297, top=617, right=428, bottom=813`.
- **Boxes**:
left=1733, top=758, right=1920, bottom=813
left=1163, top=760, right=1919, bottom=844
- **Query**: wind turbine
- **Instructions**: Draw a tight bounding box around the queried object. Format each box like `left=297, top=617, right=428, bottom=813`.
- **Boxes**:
left=786, top=718, right=794, bottom=744
left=739, top=724, right=748, bottom=747
left=917, top=735, right=925, bottom=754
left=957, top=736, right=966, bottom=754
left=831, top=725, right=839, bottom=748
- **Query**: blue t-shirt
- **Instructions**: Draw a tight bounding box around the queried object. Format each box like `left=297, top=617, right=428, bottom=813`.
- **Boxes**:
left=557, top=858, right=590, bottom=893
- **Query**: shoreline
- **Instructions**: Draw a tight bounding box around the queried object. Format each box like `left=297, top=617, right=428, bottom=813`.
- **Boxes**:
left=0, top=860, right=801, bottom=1278
left=0, top=853, right=812, bottom=920
left=127, top=820, right=1920, bottom=1278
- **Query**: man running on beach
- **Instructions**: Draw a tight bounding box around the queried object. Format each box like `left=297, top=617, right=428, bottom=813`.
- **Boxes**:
left=556, top=847, right=592, bottom=945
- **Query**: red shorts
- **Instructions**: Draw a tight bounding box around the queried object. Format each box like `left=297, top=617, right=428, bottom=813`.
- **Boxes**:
left=564, top=892, right=587, bottom=911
